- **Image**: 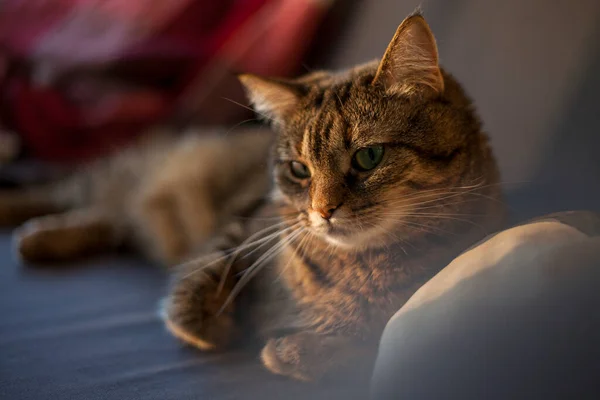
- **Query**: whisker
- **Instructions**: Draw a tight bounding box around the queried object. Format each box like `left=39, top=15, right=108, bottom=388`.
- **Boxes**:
left=382, top=211, right=488, bottom=218
left=367, top=219, right=412, bottom=254
left=273, top=230, right=312, bottom=283
left=232, top=212, right=296, bottom=221
left=389, top=219, right=458, bottom=237
left=239, top=222, right=302, bottom=260
left=382, top=213, right=488, bottom=233
left=382, top=179, right=518, bottom=208
left=236, top=228, right=304, bottom=279
left=215, top=222, right=301, bottom=293
left=221, top=97, right=273, bottom=122
left=218, top=228, right=305, bottom=313
left=224, top=117, right=260, bottom=136
left=386, top=189, right=487, bottom=208
left=179, top=221, right=292, bottom=280
left=378, top=179, right=505, bottom=204
left=379, top=195, right=484, bottom=215
left=370, top=198, right=487, bottom=218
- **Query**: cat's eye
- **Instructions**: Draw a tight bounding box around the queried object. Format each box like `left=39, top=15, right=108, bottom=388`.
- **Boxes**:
left=289, top=161, right=311, bottom=179
left=352, top=146, right=384, bottom=171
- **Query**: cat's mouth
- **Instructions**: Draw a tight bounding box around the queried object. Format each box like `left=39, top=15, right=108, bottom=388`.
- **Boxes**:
left=307, top=216, right=393, bottom=249
left=299, top=211, right=381, bottom=249
left=308, top=218, right=366, bottom=248
left=303, top=213, right=342, bottom=236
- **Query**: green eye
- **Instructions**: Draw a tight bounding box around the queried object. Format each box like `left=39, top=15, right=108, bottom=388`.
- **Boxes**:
left=290, top=161, right=311, bottom=179
left=352, top=146, right=384, bottom=171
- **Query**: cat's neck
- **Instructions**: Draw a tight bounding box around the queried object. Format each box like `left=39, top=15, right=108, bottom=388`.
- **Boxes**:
left=279, top=216, right=485, bottom=294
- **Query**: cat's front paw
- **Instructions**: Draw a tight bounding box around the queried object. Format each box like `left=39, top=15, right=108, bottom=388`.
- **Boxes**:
left=163, top=259, right=237, bottom=351
left=261, top=332, right=356, bottom=382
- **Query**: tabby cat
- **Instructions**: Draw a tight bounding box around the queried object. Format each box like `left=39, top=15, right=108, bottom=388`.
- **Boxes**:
left=165, top=11, right=505, bottom=381
left=0, top=12, right=504, bottom=381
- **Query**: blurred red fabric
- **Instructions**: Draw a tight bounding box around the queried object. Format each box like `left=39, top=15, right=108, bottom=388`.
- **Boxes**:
left=0, top=0, right=329, bottom=163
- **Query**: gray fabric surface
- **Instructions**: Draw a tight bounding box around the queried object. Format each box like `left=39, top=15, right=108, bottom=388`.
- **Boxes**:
left=371, top=212, right=600, bottom=399
left=0, top=232, right=367, bottom=399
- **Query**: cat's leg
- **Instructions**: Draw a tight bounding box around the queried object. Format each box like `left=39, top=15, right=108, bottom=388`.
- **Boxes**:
left=261, top=331, right=372, bottom=382
left=13, top=208, right=119, bottom=263
left=174, top=186, right=217, bottom=248
left=163, top=221, right=251, bottom=351
left=136, top=190, right=191, bottom=265
left=163, top=252, right=239, bottom=351
left=0, top=186, right=68, bottom=227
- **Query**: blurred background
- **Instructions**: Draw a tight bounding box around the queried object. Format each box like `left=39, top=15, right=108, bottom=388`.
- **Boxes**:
left=1, top=0, right=599, bottom=221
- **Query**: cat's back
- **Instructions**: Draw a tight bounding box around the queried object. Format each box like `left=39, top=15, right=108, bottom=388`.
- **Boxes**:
left=82, top=126, right=274, bottom=211
left=150, top=126, right=274, bottom=192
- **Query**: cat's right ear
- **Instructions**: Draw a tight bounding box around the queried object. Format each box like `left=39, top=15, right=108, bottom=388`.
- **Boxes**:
left=238, top=74, right=304, bottom=126
left=372, top=11, right=444, bottom=97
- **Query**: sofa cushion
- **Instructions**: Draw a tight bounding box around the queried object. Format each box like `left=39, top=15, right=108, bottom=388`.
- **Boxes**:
left=371, top=211, right=600, bottom=399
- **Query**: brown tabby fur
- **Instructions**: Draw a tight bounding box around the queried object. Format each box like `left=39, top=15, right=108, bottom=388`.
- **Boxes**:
left=0, top=11, right=505, bottom=382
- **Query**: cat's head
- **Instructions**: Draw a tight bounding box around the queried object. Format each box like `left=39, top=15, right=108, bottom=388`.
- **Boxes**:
left=239, top=12, right=494, bottom=249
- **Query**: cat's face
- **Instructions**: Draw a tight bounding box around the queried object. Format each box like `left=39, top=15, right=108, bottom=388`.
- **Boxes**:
left=241, top=13, right=486, bottom=249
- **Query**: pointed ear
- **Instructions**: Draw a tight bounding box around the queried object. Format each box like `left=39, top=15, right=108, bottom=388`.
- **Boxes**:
left=372, top=12, right=444, bottom=97
left=238, top=74, right=304, bottom=126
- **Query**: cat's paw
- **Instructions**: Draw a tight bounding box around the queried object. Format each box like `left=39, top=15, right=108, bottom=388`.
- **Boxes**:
left=163, top=259, right=237, bottom=351
left=261, top=332, right=355, bottom=382
left=12, top=210, right=113, bottom=264
left=12, top=217, right=57, bottom=263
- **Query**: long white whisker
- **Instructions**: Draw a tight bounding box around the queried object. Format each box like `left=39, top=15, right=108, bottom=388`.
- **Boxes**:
left=218, top=228, right=305, bottom=313
left=382, top=213, right=488, bottom=234
left=221, top=97, right=274, bottom=122
left=387, top=218, right=458, bottom=237
left=215, top=222, right=301, bottom=293
left=179, top=221, right=292, bottom=281
left=274, top=230, right=311, bottom=283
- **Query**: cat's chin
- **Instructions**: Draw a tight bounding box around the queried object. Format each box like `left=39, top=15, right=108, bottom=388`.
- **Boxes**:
left=307, top=217, right=391, bottom=250
left=316, top=223, right=396, bottom=251
left=320, top=229, right=379, bottom=250
left=309, top=223, right=360, bottom=249
left=323, top=234, right=356, bottom=249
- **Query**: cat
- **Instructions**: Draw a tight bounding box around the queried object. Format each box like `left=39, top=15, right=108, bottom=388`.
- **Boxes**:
left=0, top=10, right=505, bottom=382
left=164, top=10, right=506, bottom=382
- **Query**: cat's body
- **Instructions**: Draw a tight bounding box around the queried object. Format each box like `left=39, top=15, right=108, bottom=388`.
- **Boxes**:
left=0, top=127, right=273, bottom=264
left=0, top=11, right=505, bottom=382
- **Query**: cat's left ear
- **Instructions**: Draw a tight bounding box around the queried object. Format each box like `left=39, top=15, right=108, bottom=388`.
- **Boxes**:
left=238, top=74, right=304, bottom=126
left=372, top=11, right=444, bottom=97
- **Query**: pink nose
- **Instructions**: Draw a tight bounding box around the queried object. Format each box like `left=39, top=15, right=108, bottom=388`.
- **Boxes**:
left=313, top=203, right=340, bottom=220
